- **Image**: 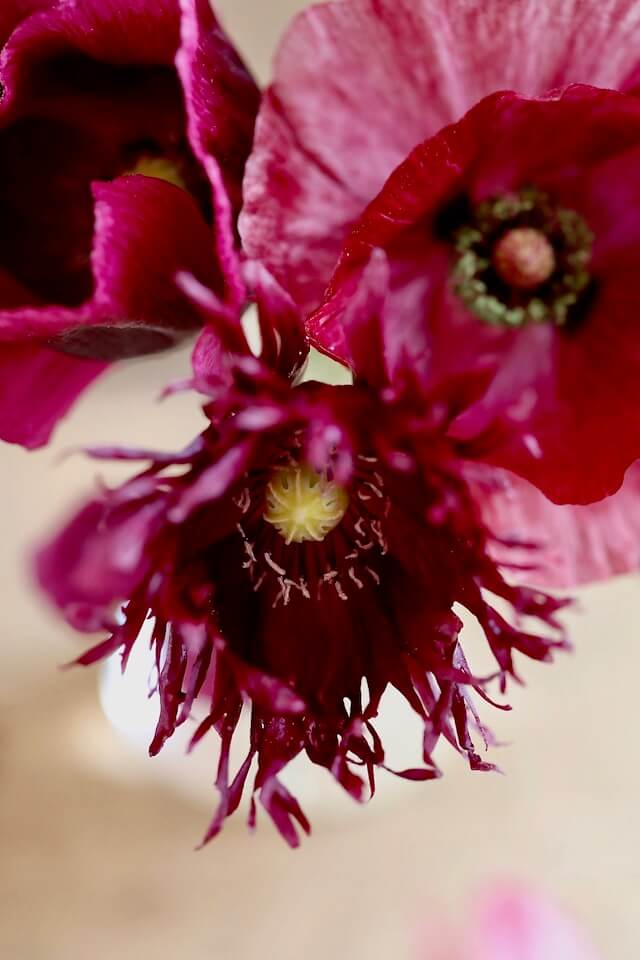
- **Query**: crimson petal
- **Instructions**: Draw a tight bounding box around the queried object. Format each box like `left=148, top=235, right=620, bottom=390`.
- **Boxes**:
left=0, top=342, right=104, bottom=449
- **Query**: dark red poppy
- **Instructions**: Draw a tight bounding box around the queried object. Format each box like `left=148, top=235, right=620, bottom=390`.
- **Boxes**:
left=36, top=265, right=567, bottom=846
left=0, top=0, right=259, bottom=447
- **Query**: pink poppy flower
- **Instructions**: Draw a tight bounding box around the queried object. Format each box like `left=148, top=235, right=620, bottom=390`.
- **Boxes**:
left=0, top=0, right=259, bottom=448
left=35, top=268, right=567, bottom=846
left=417, top=884, right=599, bottom=960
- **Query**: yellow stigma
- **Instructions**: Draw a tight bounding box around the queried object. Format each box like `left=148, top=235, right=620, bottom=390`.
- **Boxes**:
left=127, top=156, right=186, bottom=190
left=264, top=464, right=349, bottom=545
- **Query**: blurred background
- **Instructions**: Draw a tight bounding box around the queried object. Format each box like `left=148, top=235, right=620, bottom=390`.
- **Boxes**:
left=1, top=1, right=639, bottom=957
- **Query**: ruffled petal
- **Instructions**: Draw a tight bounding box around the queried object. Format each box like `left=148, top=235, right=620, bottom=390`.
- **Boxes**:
left=82, top=175, right=222, bottom=355
left=0, top=342, right=104, bottom=448
left=175, top=0, right=259, bottom=313
left=176, top=0, right=259, bottom=215
left=185, top=262, right=308, bottom=390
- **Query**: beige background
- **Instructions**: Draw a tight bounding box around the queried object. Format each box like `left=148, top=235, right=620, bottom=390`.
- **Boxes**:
left=2, top=2, right=639, bottom=957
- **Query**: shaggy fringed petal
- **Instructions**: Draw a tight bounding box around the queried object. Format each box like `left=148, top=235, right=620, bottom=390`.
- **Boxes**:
left=311, top=86, right=640, bottom=504
left=0, top=0, right=258, bottom=446
left=36, top=277, right=568, bottom=846
left=241, top=0, right=640, bottom=313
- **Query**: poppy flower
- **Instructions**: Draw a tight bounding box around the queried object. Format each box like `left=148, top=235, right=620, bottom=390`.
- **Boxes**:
left=310, top=85, right=640, bottom=505
left=35, top=265, right=567, bottom=846
left=0, top=0, right=259, bottom=448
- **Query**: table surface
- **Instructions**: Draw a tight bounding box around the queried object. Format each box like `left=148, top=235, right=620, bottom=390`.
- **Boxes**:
left=2, top=3, right=639, bottom=956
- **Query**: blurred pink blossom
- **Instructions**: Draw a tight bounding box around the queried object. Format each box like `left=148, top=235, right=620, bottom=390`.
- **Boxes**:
left=417, top=885, right=599, bottom=960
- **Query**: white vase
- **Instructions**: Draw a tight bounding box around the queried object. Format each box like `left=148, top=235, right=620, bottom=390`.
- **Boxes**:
left=99, top=628, right=430, bottom=825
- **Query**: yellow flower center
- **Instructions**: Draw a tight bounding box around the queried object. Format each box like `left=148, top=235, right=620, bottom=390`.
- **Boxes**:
left=127, top=156, right=186, bottom=190
left=263, top=465, right=349, bottom=545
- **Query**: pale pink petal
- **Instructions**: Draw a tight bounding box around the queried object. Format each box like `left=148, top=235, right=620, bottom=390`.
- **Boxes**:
left=468, top=462, right=640, bottom=588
